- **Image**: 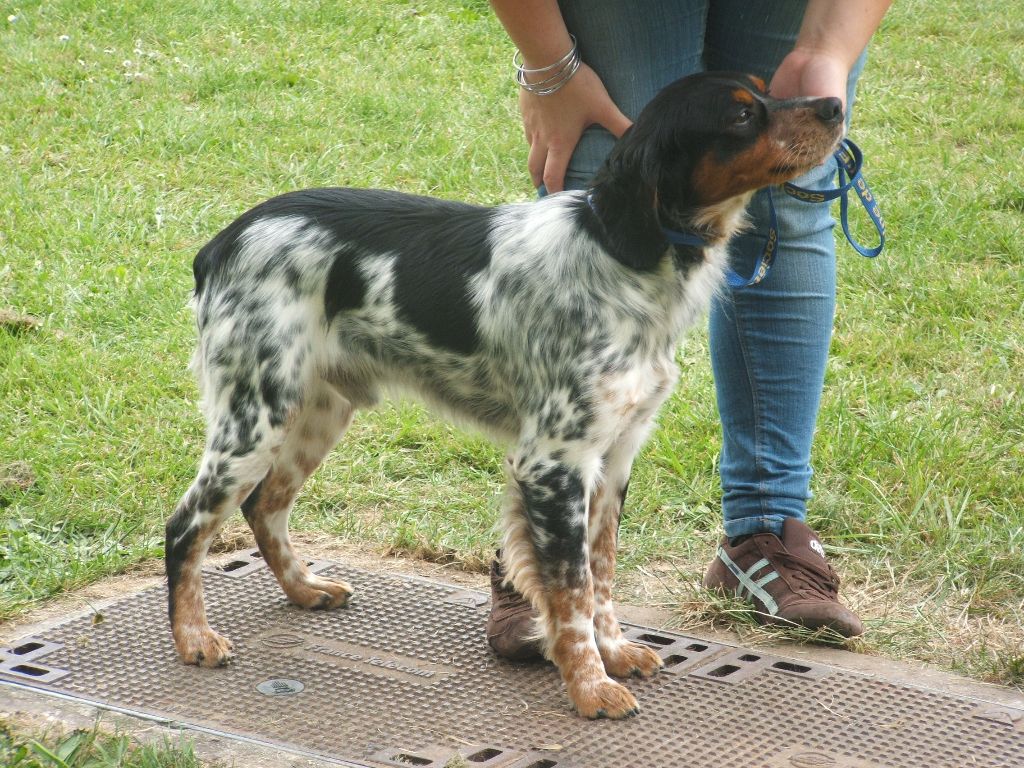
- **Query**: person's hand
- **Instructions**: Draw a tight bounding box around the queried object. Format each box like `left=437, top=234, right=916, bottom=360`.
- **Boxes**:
left=518, top=62, right=632, bottom=192
left=769, top=47, right=850, bottom=112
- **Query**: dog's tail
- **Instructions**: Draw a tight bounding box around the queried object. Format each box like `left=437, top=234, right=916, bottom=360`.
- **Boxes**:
left=191, top=218, right=243, bottom=301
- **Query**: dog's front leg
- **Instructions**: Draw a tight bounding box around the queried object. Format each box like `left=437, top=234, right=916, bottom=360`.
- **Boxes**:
left=501, top=448, right=639, bottom=719
left=589, top=480, right=663, bottom=679
left=589, top=423, right=664, bottom=679
left=166, top=434, right=282, bottom=666
left=588, top=370, right=676, bottom=679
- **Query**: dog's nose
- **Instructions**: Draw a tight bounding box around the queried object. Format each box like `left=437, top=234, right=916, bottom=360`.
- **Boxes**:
left=815, top=97, right=844, bottom=125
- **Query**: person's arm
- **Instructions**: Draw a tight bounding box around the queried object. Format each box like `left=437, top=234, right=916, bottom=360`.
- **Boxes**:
left=770, top=0, right=893, bottom=109
left=489, top=1, right=631, bottom=192
left=490, top=0, right=574, bottom=72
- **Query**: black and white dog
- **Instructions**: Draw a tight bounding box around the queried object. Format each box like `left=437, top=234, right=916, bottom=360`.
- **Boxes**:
left=166, top=72, right=844, bottom=719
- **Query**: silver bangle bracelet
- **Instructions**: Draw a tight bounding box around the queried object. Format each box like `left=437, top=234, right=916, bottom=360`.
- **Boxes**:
left=514, top=35, right=581, bottom=96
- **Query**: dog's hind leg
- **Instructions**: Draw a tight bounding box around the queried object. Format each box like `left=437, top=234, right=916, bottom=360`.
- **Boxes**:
left=241, top=381, right=355, bottom=609
left=501, top=439, right=639, bottom=719
left=166, top=306, right=318, bottom=667
left=166, top=425, right=284, bottom=667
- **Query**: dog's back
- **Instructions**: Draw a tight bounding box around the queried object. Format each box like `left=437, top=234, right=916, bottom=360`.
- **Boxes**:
left=189, top=187, right=700, bottom=441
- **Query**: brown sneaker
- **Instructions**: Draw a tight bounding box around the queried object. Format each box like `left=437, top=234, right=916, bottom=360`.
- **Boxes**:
left=486, top=554, right=543, bottom=661
left=703, top=518, right=864, bottom=638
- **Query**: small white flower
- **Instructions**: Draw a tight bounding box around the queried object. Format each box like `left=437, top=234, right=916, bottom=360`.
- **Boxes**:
left=59, top=34, right=70, bottom=43
left=7, top=14, right=18, bottom=23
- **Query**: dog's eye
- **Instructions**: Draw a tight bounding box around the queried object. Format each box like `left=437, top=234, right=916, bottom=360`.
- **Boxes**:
left=734, top=108, right=755, bottom=127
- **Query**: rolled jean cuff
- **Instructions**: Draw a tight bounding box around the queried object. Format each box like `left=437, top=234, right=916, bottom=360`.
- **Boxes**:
left=722, top=510, right=801, bottom=539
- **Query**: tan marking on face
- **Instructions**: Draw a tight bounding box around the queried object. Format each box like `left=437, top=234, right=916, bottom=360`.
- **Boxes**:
left=733, top=88, right=755, bottom=105
left=692, top=133, right=783, bottom=202
left=749, top=75, right=767, bottom=93
left=692, top=103, right=842, bottom=205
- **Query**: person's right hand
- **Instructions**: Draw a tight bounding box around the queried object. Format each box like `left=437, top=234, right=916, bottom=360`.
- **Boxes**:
left=518, top=62, right=632, bottom=192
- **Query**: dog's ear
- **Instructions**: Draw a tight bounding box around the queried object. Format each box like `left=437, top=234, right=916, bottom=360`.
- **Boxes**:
left=588, top=128, right=673, bottom=271
left=599, top=125, right=655, bottom=196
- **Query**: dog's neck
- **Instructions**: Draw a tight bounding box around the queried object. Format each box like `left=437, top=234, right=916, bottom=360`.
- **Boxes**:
left=587, top=166, right=748, bottom=273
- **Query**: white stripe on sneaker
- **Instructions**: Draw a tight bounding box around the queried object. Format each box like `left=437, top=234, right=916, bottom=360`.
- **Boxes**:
left=718, top=546, right=780, bottom=615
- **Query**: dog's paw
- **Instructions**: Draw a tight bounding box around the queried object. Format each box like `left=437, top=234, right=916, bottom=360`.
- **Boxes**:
left=309, top=575, right=354, bottom=609
left=601, top=640, right=664, bottom=679
left=175, top=626, right=235, bottom=667
left=568, top=677, right=640, bottom=720
left=285, top=574, right=353, bottom=610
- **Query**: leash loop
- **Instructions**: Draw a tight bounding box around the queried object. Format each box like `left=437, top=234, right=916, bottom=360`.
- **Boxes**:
left=724, top=138, right=886, bottom=288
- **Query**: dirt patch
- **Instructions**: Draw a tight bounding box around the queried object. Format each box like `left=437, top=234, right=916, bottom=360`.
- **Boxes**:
left=0, top=461, right=35, bottom=494
left=0, top=309, right=41, bottom=334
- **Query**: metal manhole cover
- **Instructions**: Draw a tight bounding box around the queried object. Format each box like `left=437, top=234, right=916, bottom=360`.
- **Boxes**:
left=1, top=551, right=1022, bottom=768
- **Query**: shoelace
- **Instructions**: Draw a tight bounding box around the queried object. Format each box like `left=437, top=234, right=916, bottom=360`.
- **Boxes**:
left=775, top=551, right=841, bottom=600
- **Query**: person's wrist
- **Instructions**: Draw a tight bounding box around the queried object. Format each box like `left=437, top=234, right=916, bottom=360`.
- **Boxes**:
left=788, top=43, right=855, bottom=78
left=771, top=47, right=849, bottom=107
left=514, top=35, right=581, bottom=95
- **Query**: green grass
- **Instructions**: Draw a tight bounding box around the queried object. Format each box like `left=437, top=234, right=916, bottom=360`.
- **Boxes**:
left=0, top=721, right=207, bottom=768
left=1, top=0, right=1022, bottom=698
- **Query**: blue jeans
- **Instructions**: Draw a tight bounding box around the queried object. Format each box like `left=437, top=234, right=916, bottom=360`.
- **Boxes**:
left=553, top=0, right=866, bottom=538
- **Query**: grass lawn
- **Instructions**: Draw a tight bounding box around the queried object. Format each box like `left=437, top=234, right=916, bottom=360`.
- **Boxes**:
left=1, top=0, right=1022, bottom=715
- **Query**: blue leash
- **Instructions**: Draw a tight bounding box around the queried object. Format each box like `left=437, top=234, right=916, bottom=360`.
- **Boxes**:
left=662, top=138, right=886, bottom=288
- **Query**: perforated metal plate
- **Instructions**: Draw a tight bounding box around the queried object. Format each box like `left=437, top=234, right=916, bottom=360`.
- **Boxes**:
left=2, top=550, right=1023, bottom=768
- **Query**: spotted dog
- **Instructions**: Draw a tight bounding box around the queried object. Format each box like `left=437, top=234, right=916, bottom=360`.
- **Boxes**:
left=166, top=72, right=845, bottom=719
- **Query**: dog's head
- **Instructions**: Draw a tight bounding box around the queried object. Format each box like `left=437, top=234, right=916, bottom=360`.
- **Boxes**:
left=591, top=71, right=845, bottom=258
left=663, top=72, right=843, bottom=203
